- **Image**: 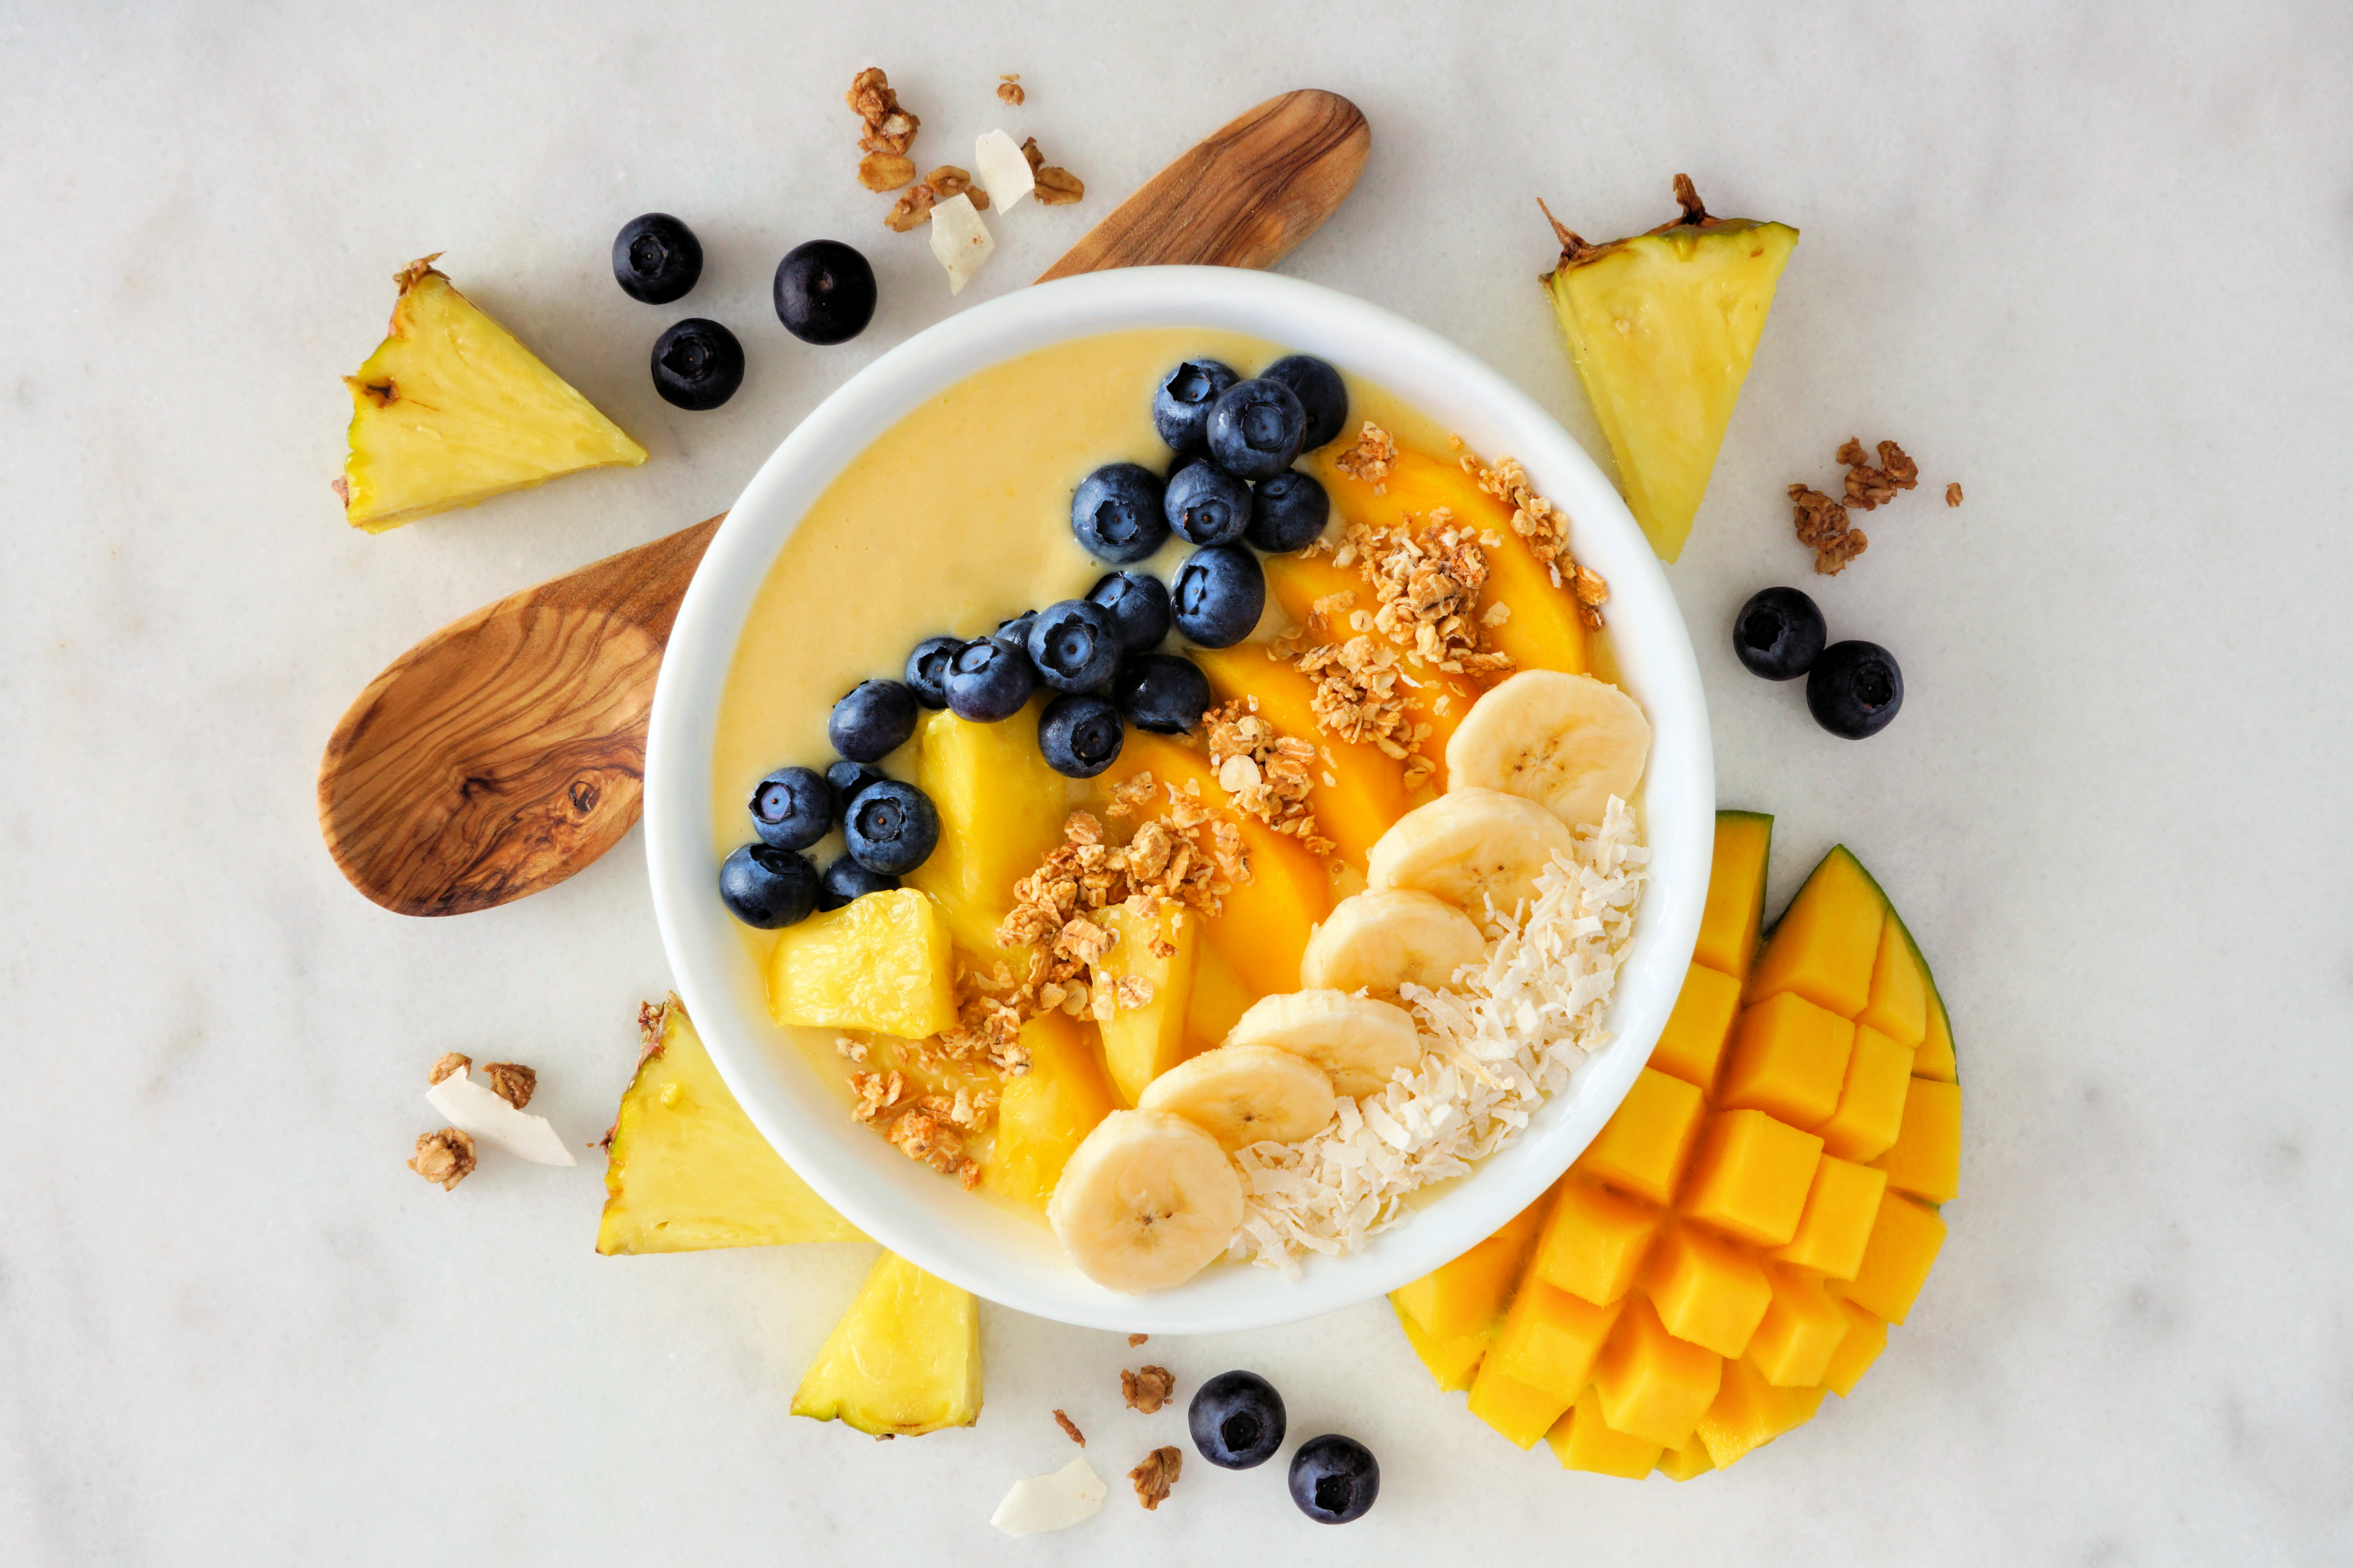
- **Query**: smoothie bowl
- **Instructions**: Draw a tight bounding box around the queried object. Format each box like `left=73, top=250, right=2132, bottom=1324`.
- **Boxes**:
left=644, top=266, right=1712, bottom=1333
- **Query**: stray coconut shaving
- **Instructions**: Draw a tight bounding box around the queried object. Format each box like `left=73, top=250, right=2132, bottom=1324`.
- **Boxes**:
left=1227, top=798, right=1646, bottom=1270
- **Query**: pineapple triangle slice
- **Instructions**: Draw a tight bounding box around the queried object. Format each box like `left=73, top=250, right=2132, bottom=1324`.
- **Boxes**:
left=1542, top=179, right=1797, bottom=563
left=337, top=256, right=646, bottom=532
left=791, top=1251, right=983, bottom=1436
left=596, top=996, right=865, bottom=1254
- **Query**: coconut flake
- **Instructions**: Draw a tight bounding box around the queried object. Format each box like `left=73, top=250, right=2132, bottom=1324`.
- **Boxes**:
left=973, top=128, right=1035, bottom=212
left=424, top=1068, right=576, bottom=1166
left=929, top=193, right=994, bottom=294
left=991, top=1457, right=1106, bottom=1535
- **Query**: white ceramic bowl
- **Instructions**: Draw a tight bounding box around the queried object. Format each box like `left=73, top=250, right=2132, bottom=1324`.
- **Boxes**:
left=645, top=266, right=1713, bottom=1333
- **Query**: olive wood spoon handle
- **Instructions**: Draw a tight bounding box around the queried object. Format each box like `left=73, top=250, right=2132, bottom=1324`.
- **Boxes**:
left=318, top=88, right=1371, bottom=916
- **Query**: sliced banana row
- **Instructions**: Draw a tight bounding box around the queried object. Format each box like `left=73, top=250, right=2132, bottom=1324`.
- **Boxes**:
left=1444, top=668, right=1649, bottom=832
left=1224, top=989, right=1422, bottom=1097
left=1048, top=1110, right=1246, bottom=1293
left=1300, top=888, right=1486, bottom=997
left=1365, top=787, right=1576, bottom=930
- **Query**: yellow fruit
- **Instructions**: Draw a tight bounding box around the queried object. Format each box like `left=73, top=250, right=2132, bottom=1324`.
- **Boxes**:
left=1094, top=900, right=1200, bottom=1105
left=1184, top=939, right=1255, bottom=1057
left=1387, top=812, right=1960, bottom=1476
left=790, top=1251, right=981, bottom=1436
left=596, top=995, right=863, bottom=1254
left=767, top=888, right=955, bottom=1039
left=904, top=704, right=1071, bottom=966
left=1539, top=178, right=1798, bottom=562
left=336, top=257, right=645, bottom=532
left=1188, top=643, right=1410, bottom=869
left=982, top=1011, right=1119, bottom=1211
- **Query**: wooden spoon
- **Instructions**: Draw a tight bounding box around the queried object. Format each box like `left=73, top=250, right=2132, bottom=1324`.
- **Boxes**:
left=318, top=88, right=1370, bottom=917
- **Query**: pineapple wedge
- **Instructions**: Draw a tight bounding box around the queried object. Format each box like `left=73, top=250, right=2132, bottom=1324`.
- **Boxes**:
left=792, top=1250, right=982, bottom=1436
left=336, top=256, right=646, bottom=532
left=597, top=995, right=863, bottom=1254
left=1540, top=177, right=1797, bottom=562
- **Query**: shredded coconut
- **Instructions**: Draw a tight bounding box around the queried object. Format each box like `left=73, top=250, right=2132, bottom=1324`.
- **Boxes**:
left=1226, top=798, right=1647, bottom=1270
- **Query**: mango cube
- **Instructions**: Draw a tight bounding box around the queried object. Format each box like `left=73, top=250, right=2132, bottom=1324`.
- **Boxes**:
left=1748, top=1266, right=1849, bottom=1387
left=1652, top=961, right=1741, bottom=1089
left=1913, top=992, right=1958, bottom=1082
left=1643, top=1221, right=1771, bottom=1358
left=766, top=889, right=955, bottom=1039
left=1574, top=1067, right=1706, bottom=1205
left=1530, top=1177, right=1661, bottom=1305
left=1694, top=811, right=1772, bottom=976
left=1768, top=1154, right=1888, bottom=1280
left=1816, top=1025, right=1914, bottom=1162
left=1718, top=991, right=1854, bottom=1128
left=1390, top=1190, right=1551, bottom=1339
left=1857, top=918, right=1929, bottom=1046
left=1655, top=1434, right=1716, bottom=1481
left=1465, top=1360, right=1569, bottom=1450
left=1094, top=901, right=1199, bottom=1105
left=1548, top=1388, right=1662, bottom=1479
left=1840, top=1192, right=1946, bottom=1325
left=1488, top=1279, right=1624, bottom=1403
left=1693, top=1354, right=1825, bottom=1470
left=1396, top=1310, right=1488, bottom=1392
left=1746, top=845, right=1883, bottom=1018
left=981, top=1012, right=1117, bottom=1211
left=1873, top=1078, right=1962, bottom=1204
left=1680, top=1109, right=1823, bottom=1248
left=1820, top=1298, right=1889, bottom=1397
left=1593, top=1296, right=1722, bottom=1449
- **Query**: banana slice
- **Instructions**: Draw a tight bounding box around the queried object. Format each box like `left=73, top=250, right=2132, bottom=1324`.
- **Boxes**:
left=1225, top=990, right=1423, bottom=1098
left=1048, top=1110, right=1245, bottom=1293
left=1445, top=669, right=1650, bottom=830
left=1299, top=889, right=1488, bottom=995
left=1135, top=1044, right=1337, bottom=1150
left=1365, top=787, right=1577, bottom=927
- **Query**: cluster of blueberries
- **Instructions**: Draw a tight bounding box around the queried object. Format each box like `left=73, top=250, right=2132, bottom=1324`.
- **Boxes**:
left=1733, top=586, right=1905, bottom=739
left=612, top=213, right=879, bottom=412
left=716, top=351, right=1353, bottom=931
left=1188, top=1369, right=1379, bottom=1525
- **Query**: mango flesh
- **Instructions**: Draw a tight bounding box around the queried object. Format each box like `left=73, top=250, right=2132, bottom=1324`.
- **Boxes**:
left=1188, top=642, right=1411, bottom=869
left=790, top=1250, right=982, bottom=1436
left=1388, top=812, right=1959, bottom=1476
left=982, top=1011, right=1119, bottom=1211
left=1094, top=900, right=1200, bottom=1105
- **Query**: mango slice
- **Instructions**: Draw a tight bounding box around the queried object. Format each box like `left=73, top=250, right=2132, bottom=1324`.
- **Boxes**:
left=982, top=1011, right=1118, bottom=1211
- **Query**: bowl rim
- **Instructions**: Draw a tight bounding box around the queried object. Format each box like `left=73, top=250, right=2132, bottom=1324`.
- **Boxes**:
left=644, top=264, right=1713, bottom=1333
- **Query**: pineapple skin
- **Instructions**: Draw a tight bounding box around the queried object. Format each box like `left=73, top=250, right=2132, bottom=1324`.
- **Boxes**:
left=338, top=259, right=645, bottom=532
left=1544, top=218, right=1798, bottom=563
left=596, top=996, right=864, bottom=1254
left=791, top=1250, right=983, bottom=1436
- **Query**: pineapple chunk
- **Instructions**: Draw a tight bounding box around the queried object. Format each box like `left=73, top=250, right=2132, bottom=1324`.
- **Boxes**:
left=791, top=1251, right=982, bottom=1436
left=1541, top=178, right=1797, bottom=562
left=337, top=257, right=645, bottom=532
left=767, top=889, right=955, bottom=1039
left=904, top=704, right=1071, bottom=966
left=1094, top=901, right=1200, bottom=1105
left=597, top=995, right=863, bottom=1254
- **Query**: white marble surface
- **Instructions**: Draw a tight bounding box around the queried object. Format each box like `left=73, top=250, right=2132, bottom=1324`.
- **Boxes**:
left=6, top=2, right=2350, bottom=1562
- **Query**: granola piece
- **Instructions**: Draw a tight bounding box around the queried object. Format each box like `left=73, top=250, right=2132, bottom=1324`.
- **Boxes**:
left=1836, top=436, right=1920, bottom=512
left=1112, top=974, right=1154, bottom=1011
left=858, top=153, right=916, bottom=192
left=1121, top=1365, right=1176, bottom=1414
left=1946, top=481, right=1963, bottom=508
left=1790, top=483, right=1868, bottom=575
left=998, top=75, right=1025, bottom=106
left=850, top=1069, right=906, bottom=1122
left=884, top=184, right=937, bottom=233
left=1053, top=1408, right=1085, bottom=1445
left=1018, top=137, right=1085, bottom=204
left=885, top=1099, right=966, bottom=1175
left=479, top=1061, right=537, bottom=1109
left=1333, top=421, right=1398, bottom=487
left=428, top=1051, right=471, bottom=1085
left=1354, top=515, right=1512, bottom=680
left=1128, top=1333, right=1149, bottom=1347
left=1129, top=1446, right=1182, bottom=1510
left=1467, top=451, right=1608, bottom=628
left=846, top=67, right=920, bottom=156
left=922, top=165, right=989, bottom=210
left=1202, top=700, right=1333, bottom=856
left=408, top=1127, right=476, bottom=1191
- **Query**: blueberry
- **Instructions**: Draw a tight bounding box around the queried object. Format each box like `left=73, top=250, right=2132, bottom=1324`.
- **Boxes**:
left=1025, top=599, right=1123, bottom=693
left=651, top=319, right=744, bottom=411
left=817, top=855, right=899, bottom=911
left=1205, top=377, right=1307, bottom=481
left=773, top=239, right=877, bottom=345
left=717, top=843, right=818, bottom=929
left=612, top=213, right=703, bottom=305
left=1164, top=460, right=1251, bottom=547
left=1037, top=693, right=1124, bottom=778
left=1733, top=587, right=1827, bottom=681
left=945, top=637, right=1035, bottom=723
left=827, top=679, right=918, bottom=763
left=844, top=780, right=940, bottom=875
left=1088, top=571, right=1171, bottom=655
left=997, top=610, right=1039, bottom=651
left=826, top=760, right=890, bottom=807
left=748, top=765, right=834, bottom=852
left=1071, top=463, right=1169, bottom=564
left=905, top=635, right=963, bottom=710
left=1288, top=1434, right=1378, bottom=1524
left=1152, top=359, right=1240, bottom=455
left=1188, top=1370, right=1286, bottom=1470
left=1261, top=354, right=1349, bottom=451
left=1807, top=640, right=1904, bottom=739
left=1247, top=470, right=1331, bottom=553
left=1170, top=545, right=1265, bottom=647
left=1114, top=653, right=1212, bottom=734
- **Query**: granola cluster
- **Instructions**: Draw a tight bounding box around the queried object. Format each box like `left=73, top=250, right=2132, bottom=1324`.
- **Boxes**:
left=886, top=165, right=993, bottom=232
left=1291, top=630, right=1432, bottom=788
left=1837, top=437, right=1920, bottom=511
left=1129, top=1446, right=1182, bottom=1510
left=1121, top=1364, right=1177, bottom=1413
left=1202, top=700, right=1335, bottom=857
left=408, top=1127, right=475, bottom=1191
left=1331, top=420, right=1396, bottom=488
left=1789, top=436, right=1938, bottom=574
left=1468, top=454, right=1609, bottom=629
left=1020, top=136, right=1086, bottom=205
left=848, top=1067, right=992, bottom=1189
left=997, top=74, right=1025, bottom=107
left=1790, top=483, right=1867, bottom=575
left=847, top=68, right=922, bottom=199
